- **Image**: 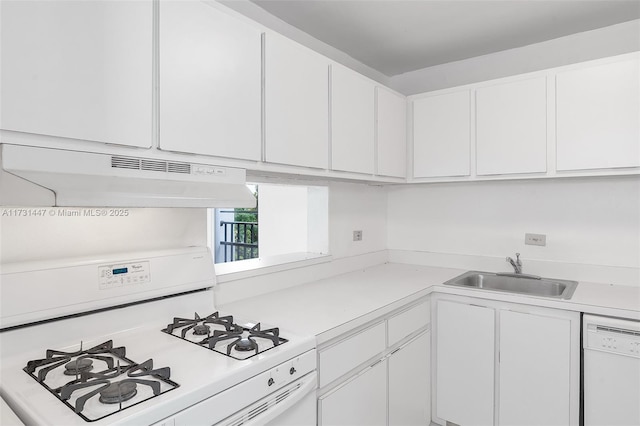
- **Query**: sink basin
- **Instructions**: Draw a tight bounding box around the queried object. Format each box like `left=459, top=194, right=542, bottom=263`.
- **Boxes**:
left=443, top=271, right=578, bottom=299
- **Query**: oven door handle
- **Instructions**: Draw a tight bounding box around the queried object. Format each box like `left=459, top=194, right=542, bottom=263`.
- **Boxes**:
left=217, top=372, right=317, bottom=426
left=245, top=373, right=316, bottom=426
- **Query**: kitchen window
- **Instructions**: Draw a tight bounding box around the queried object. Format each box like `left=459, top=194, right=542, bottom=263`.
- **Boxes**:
left=214, top=185, right=259, bottom=263
left=209, top=183, right=329, bottom=276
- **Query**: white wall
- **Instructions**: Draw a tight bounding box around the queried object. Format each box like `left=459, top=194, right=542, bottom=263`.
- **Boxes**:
left=259, top=184, right=309, bottom=257
left=329, top=182, right=387, bottom=258
left=0, top=179, right=386, bottom=269
left=387, top=176, right=640, bottom=270
left=0, top=208, right=206, bottom=264
left=390, top=20, right=640, bottom=95
left=214, top=182, right=388, bottom=304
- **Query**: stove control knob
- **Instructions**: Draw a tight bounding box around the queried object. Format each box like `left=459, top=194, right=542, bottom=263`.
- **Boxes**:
left=289, top=367, right=296, bottom=375
left=268, top=378, right=274, bottom=387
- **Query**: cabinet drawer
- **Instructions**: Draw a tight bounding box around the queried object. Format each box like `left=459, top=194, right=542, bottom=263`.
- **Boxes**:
left=388, top=300, right=430, bottom=347
left=319, top=322, right=385, bottom=387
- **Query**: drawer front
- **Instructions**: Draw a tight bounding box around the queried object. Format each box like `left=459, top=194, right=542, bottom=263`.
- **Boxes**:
left=319, top=322, right=386, bottom=387
left=388, top=300, right=430, bottom=347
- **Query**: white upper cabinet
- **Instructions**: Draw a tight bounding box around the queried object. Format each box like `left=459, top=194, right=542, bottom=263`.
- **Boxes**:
left=413, top=90, right=471, bottom=178
left=264, top=34, right=329, bottom=169
left=556, top=57, right=640, bottom=171
left=331, top=65, right=375, bottom=174
left=376, top=87, right=407, bottom=178
left=0, top=0, right=152, bottom=148
left=476, top=77, right=548, bottom=175
left=159, top=1, right=261, bottom=161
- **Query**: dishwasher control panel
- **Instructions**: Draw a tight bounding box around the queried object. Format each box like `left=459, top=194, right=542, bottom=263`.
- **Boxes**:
left=584, top=315, right=640, bottom=358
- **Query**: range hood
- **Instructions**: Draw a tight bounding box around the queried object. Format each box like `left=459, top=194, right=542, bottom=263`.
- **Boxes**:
left=0, top=144, right=257, bottom=208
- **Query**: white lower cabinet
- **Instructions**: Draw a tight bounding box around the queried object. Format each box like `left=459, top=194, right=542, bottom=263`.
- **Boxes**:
left=436, top=300, right=495, bottom=426
left=433, top=294, right=580, bottom=426
left=319, top=359, right=387, bottom=426
left=317, top=299, right=431, bottom=426
left=319, top=322, right=386, bottom=387
left=499, top=310, right=572, bottom=426
left=389, top=331, right=431, bottom=426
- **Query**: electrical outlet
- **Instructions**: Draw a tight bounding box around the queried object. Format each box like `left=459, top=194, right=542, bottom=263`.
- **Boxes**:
left=525, top=233, right=546, bottom=246
left=353, top=230, right=363, bottom=242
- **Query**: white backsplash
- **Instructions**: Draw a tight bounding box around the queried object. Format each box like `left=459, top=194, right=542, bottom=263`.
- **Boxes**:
left=2, top=175, right=638, bottom=297
left=329, top=182, right=388, bottom=258
left=387, top=175, right=640, bottom=286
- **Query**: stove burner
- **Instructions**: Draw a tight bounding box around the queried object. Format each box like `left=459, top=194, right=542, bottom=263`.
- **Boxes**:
left=234, top=338, right=257, bottom=352
left=162, top=312, right=289, bottom=360
left=64, top=358, right=93, bottom=376
left=24, top=341, right=179, bottom=422
left=98, top=381, right=138, bottom=404
left=193, top=324, right=210, bottom=335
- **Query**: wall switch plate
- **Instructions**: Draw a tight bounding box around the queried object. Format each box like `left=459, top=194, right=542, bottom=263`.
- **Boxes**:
left=353, top=230, right=363, bottom=241
left=525, top=233, right=546, bottom=246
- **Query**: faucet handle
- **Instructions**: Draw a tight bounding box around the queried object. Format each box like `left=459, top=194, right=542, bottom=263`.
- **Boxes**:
left=515, top=253, right=521, bottom=264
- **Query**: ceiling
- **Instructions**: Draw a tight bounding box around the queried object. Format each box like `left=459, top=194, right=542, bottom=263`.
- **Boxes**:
left=249, top=0, right=640, bottom=76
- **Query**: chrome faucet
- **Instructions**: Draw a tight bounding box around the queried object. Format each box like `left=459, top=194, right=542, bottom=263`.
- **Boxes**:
left=506, top=253, right=522, bottom=274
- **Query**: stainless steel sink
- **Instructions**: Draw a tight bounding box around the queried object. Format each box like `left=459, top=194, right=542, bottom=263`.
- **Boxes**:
left=443, top=271, right=578, bottom=299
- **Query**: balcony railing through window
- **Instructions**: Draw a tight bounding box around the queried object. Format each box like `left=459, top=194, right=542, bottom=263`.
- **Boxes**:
left=219, top=220, right=258, bottom=263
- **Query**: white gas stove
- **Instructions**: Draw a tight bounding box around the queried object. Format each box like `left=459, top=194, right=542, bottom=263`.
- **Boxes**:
left=0, top=248, right=316, bottom=425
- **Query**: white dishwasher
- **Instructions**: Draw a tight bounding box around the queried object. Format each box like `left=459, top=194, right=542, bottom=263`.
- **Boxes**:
left=583, top=314, right=640, bottom=426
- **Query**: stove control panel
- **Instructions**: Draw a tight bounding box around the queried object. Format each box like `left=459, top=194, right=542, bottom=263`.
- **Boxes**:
left=99, top=261, right=150, bottom=289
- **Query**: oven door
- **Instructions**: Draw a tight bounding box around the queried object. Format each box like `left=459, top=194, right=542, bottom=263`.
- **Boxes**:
left=218, top=372, right=316, bottom=426
left=153, top=372, right=317, bottom=426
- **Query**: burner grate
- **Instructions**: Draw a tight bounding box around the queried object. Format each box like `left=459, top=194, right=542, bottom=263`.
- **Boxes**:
left=162, top=312, right=288, bottom=360
left=23, top=340, right=179, bottom=422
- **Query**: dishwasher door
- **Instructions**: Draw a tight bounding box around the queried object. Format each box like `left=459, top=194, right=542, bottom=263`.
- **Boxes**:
left=583, top=314, right=640, bottom=426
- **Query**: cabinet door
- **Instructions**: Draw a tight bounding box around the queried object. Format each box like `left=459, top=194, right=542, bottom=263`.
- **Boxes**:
left=265, top=34, right=329, bottom=169
left=556, top=58, right=640, bottom=171
left=319, top=359, right=387, bottom=426
left=389, top=331, right=430, bottom=426
left=159, top=1, right=261, bottom=160
left=499, top=310, right=572, bottom=426
left=476, top=77, right=547, bottom=175
left=377, top=87, right=407, bottom=178
left=0, top=1, right=152, bottom=148
left=413, top=91, right=471, bottom=178
left=436, top=300, right=495, bottom=426
left=331, top=65, right=375, bottom=174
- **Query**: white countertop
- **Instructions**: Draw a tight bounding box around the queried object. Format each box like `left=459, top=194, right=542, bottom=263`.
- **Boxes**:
left=1, top=396, right=24, bottom=426
left=220, top=262, right=640, bottom=344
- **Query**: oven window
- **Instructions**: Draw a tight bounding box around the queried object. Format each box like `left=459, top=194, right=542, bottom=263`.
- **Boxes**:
left=208, top=183, right=329, bottom=267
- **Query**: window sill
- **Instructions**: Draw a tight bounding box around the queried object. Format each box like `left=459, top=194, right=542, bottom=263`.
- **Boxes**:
left=214, top=252, right=332, bottom=283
